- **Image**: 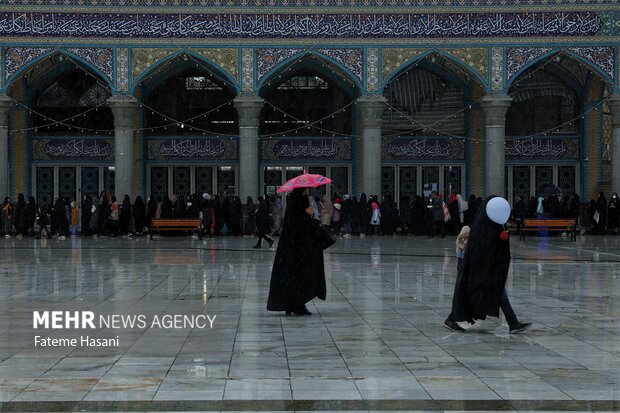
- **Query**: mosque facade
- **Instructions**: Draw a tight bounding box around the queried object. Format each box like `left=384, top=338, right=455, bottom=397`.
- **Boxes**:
left=0, top=1, right=619, bottom=206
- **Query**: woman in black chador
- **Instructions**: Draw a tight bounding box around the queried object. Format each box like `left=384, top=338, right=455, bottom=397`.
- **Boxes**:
left=267, top=187, right=334, bottom=315
left=443, top=196, right=530, bottom=333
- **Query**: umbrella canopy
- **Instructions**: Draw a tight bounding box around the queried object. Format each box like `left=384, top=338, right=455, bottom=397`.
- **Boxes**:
left=277, top=171, right=332, bottom=193
left=538, top=183, right=562, bottom=197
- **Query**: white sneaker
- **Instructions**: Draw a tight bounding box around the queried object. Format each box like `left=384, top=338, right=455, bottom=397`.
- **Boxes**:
left=4, top=234, right=10, bottom=239
left=59, top=236, right=66, bottom=240
left=16, top=234, right=23, bottom=239
left=344, top=234, right=351, bottom=239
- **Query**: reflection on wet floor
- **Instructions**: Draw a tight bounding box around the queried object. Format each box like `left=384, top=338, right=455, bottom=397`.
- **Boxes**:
left=0, top=235, right=619, bottom=410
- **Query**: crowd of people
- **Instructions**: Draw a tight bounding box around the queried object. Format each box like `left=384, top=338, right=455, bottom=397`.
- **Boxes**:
left=1, top=189, right=620, bottom=239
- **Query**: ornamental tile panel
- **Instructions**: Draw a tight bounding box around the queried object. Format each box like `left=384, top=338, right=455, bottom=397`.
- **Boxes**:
left=568, top=46, right=614, bottom=80
left=256, top=48, right=304, bottom=82
left=442, top=48, right=488, bottom=81
left=506, top=47, right=553, bottom=81
left=116, top=48, right=129, bottom=92
left=131, top=48, right=177, bottom=82
left=491, top=47, right=504, bottom=91
left=382, top=48, right=429, bottom=81
left=506, top=46, right=615, bottom=82
left=241, top=48, right=254, bottom=93
left=66, top=47, right=114, bottom=84
left=316, top=48, right=363, bottom=84
left=5, top=47, right=52, bottom=81
left=195, top=48, right=239, bottom=82
left=366, top=48, right=379, bottom=92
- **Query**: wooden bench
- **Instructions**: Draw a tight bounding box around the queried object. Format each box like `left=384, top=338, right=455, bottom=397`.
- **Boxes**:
left=150, top=219, right=202, bottom=240
left=519, top=218, right=577, bottom=241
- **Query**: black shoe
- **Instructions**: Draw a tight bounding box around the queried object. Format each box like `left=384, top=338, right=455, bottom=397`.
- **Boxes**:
left=268, top=239, right=274, bottom=248
left=443, top=320, right=465, bottom=332
left=252, top=244, right=261, bottom=249
left=286, top=305, right=312, bottom=316
left=509, top=322, right=531, bottom=333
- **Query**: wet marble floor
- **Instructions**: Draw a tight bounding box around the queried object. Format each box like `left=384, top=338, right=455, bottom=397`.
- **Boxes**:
left=0, top=234, right=619, bottom=412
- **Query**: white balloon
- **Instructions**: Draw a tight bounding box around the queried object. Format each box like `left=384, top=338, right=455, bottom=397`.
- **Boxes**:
left=486, top=197, right=511, bottom=225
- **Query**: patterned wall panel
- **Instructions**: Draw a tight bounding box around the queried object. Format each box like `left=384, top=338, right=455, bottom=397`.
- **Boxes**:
left=506, top=46, right=615, bottom=82
left=131, top=48, right=177, bottom=82
left=256, top=48, right=305, bottom=83
left=366, top=48, right=379, bottom=93
left=241, top=48, right=254, bottom=93
left=442, top=48, right=489, bottom=82
left=5, top=47, right=114, bottom=84
left=196, top=48, right=239, bottom=82
left=491, top=47, right=504, bottom=91
left=5, top=47, right=52, bottom=81
left=66, top=47, right=114, bottom=84
left=382, top=48, right=428, bottom=81
left=316, top=48, right=363, bottom=84
left=116, top=48, right=129, bottom=92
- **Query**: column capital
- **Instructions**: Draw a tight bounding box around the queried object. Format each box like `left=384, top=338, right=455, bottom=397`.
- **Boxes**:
left=107, top=95, right=139, bottom=129
left=480, top=93, right=512, bottom=127
left=234, top=96, right=264, bottom=128
left=357, top=95, right=387, bottom=128
left=609, top=93, right=620, bottom=127
left=0, top=95, right=12, bottom=127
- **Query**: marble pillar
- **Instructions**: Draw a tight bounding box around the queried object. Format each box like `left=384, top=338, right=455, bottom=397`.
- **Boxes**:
left=610, top=93, right=620, bottom=195
left=234, top=96, right=264, bottom=201
left=108, top=95, right=139, bottom=199
left=0, top=95, right=12, bottom=198
left=357, top=95, right=386, bottom=197
left=481, top=94, right=512, bottom=197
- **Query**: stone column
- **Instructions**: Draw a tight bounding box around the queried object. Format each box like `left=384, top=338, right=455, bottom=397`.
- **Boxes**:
left=234, top=96, right=264, bottom=201
left=481, top=94, right=512, bottom=197
left=0, top=95, right=12, bottom=199
left=108, top=95, right=139, bottom=199
left=610, top=93, right=620, bottom=195
left=357, top=95, right=386, bottom=197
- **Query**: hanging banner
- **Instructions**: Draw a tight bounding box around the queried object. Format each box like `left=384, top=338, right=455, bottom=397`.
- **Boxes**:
left=32, top=138, right=114, bottom=161
left=261, top=138, right=352, bottom=161
left=147, top=138, right=238, bottom=160
left=383, top=137, right=465, bottom=160
left=505, top=138, right=579, bottom=159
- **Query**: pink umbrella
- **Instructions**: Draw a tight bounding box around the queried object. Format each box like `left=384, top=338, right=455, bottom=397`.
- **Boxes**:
left=277, top=170, right=332, bottom=193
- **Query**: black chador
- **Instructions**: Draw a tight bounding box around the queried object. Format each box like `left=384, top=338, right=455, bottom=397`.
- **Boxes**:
left=450, top=196, right=510, bottom=323
left=267, top=188, right=334, bottom=315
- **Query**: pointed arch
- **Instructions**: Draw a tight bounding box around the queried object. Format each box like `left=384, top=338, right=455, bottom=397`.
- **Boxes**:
left=4, top=48, right=113, bottom=93
left=506, top=48, right=613, bottom=89
left=130, top=49, right=239, bottom=94
left=381, top=50, right=489, bottom=93
left=256, top=50, right=363, bottom=96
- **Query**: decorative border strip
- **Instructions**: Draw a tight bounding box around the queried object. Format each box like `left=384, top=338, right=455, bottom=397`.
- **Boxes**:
left=0, top=12, right=605, bottom=39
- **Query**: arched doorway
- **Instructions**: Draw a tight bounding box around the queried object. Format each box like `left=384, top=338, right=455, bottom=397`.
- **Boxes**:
left=505, top=52, right=611, bottom=207
left=9, top=53, right=115, bottom=208
left=381, top=54, right=482, bottom=207
left=258, top=55, right=360, bottom=201
left=138, top=55, right=239, bottom=201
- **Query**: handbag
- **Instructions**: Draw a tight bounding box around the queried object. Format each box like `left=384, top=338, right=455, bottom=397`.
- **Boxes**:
left=318, top=225, right=336, bottom=250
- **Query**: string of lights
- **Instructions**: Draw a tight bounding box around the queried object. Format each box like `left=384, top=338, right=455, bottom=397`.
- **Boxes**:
left=3, top=43, right=613, bottom=145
